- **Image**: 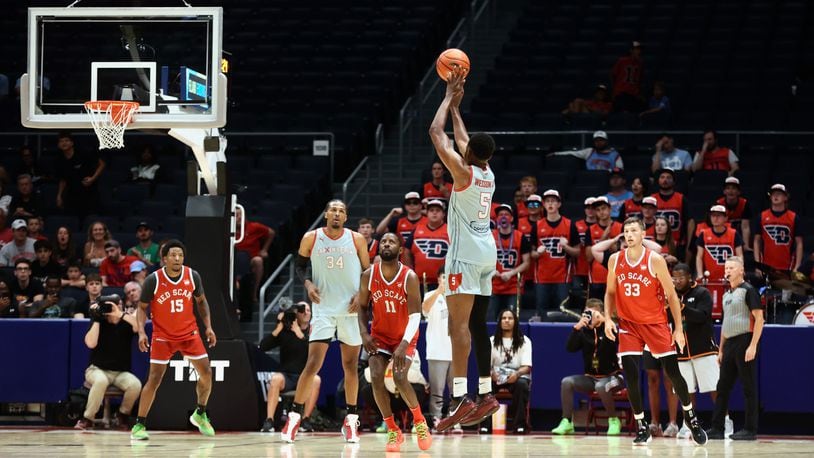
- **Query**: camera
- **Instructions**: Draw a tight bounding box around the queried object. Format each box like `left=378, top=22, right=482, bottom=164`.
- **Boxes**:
left=582, top=310, right=593, bottom=326
left=89, top=295, right=121, bottom=322
left=278, top=298, right=307, bottom=326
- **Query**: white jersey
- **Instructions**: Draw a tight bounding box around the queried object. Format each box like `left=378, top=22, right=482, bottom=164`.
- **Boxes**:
left=447, top=165, right=497, bottom=266
left=309, top=228, right=362, bottom=317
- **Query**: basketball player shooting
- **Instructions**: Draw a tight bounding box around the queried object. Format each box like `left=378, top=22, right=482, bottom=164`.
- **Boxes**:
left=354, top=233, right=432, bottom=452
left=281, top=199, right=370, bottom=444
left=604, top=218, right=707, bottom=445
left=130, top=240, right=217, bottom=440
left=429, top=66, right=500, bottom=431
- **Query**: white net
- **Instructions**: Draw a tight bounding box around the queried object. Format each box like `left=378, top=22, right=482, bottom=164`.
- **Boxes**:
left=83, top=101, right=139, bottom=150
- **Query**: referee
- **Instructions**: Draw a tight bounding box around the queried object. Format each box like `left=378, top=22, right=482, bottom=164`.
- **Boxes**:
left=706, top=256, right=764, bottom=441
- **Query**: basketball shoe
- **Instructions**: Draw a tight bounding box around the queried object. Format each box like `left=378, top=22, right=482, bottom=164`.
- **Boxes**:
left=342, top=414, right=360, bottom=443
left=414, top=419, right=433, bottom=451
left=280, top=412, right=301, bottom=443
left=435, top=397, right=476, bottom=432
left=190, top=411, right=215, bottom=437
left=385, top=429, right=404, bottom=452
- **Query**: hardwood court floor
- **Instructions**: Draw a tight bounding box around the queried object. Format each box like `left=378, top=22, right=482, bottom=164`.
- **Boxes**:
left=1, top=428, right=813, bottom=457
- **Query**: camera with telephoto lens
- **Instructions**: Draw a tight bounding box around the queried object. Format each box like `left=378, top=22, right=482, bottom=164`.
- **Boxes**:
left=89, top=294, right=121, bottom=322
left=582, top=310, right=593, bottom=326
left=278, top=297, right=307, bottom=327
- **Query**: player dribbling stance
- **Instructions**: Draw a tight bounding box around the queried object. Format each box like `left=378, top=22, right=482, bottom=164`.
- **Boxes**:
left=354, top=233, right=432, bottom=452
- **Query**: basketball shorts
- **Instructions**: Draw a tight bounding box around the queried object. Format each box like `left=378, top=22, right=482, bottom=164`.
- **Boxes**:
left=371, top=334, right=417, bottom=358
left=678, top=354, right=720, bottom=393
left=150, top=336, right=208, bottom=364
left=617, top=318, right=675, bottom=358
left=445, top=259, right=494, bottom=297
left=310, top=315, right=362, bottom=346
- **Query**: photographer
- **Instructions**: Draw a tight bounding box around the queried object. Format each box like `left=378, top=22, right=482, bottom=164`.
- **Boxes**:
left=258, top=301, right=320, bottom=433
left=552, top=298, right=624, bottom=436
left=74, top=295, right=141, bottom=430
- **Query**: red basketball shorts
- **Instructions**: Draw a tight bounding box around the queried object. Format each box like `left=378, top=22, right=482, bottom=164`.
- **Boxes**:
left=371, top=334, right=417, bottom=358
left=617, top=318, right=676, bottom=358
left=150, top=335, right=208, bottom=364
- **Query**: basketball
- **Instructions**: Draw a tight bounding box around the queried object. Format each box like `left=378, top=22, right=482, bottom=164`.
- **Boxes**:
left=436, top=48, right=470, bottom=81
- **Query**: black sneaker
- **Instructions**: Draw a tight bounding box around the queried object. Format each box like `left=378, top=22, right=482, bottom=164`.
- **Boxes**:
left=300, top=418, right=314, bottom=432
left=730, top=429, right=756, bottom=441
left=688, top=417, right=708, bottom=445
left=705, top=427, right=725, bottom=440
left=633, top=425, right=652, bottom=446
left=261, top=418, right=274, bottom=432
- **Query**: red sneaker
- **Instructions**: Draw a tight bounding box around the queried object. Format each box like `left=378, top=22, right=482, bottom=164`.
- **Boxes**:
left=435, top=397, right=476, bottom=432
left=414, top=420, right=433, bottom=450
left=460, top=394, right=500, bottom=426
left=385, top=429, right=404, bottom=452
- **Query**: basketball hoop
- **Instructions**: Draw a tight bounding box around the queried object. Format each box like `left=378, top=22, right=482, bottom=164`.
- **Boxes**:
left=83, top=100, right=139, bottom=150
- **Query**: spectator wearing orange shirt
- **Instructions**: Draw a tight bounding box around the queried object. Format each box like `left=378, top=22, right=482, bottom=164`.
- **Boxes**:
left=692, top=130, right=739, bottom=175
left=99, top=240, right=138, bottom=288
left=404, top=200, right=449, bottom=295
left=610, top=41, right=644, bottom=113
left=235, top=207, right=276, bottom=304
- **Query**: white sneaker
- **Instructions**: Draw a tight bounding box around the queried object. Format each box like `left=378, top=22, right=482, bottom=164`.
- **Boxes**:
left=452, top=423, right=463, bottom=434
left=677, top=423, right=691, bottom=439
left=280, top=412, right=301, bottom=443
left=725, top=415, right=734, bottom=438
left=341, top=414, right=360, bottom=443
left=663, top=423, right=680, bottom=437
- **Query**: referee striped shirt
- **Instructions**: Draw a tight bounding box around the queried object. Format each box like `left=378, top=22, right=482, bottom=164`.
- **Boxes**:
left=721, top=281, right=762, bottom=338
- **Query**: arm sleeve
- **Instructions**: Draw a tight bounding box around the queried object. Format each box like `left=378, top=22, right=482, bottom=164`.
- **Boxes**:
left=140, top=273, right=158, bottom=303
left=191, top=270, right=205, bottom=297
left=745, top=285, right=762, bottom=311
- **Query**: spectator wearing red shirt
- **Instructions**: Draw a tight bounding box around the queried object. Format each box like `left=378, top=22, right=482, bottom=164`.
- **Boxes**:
left=610, top=41, right=644, bottom=113
left=0, top=209, right=13, bottom=249
left=235, top=207, right=276, bottom=304
left=514, top=176, right=537, bottom=220
left=517, top=194, right=543, bottom=289
left=572, top=197, right=597, bottom=295
left=403, top=200, right=449, bottom=294
left=376, top=192, right=427, bottom=262
left=754, top=184, right=803, bottom=274
left=619, top=176, right=650, bottom=221
left=692, top=130, right=739, bottom=176
left=26, top=216, right=48, bottom=242
left=562, top=84, right=612, bottom=117
left=357, top=218, right=379, bottom=262
left=422, top=161, right=452, bottom=203
left=99, top=240, right=139, bottom=287
left=696, top=205, right=744, bottom=282
left=716, top=177, right=752, bottom=244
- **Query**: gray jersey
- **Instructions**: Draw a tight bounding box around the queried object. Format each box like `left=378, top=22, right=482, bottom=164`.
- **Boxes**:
left=310, top=228, right=362, bottom=317
left=447, top=165, right=497, bottom=266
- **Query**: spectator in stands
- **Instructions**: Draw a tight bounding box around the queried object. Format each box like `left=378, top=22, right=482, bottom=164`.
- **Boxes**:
left=376, top=192, right=426, bottom=251
left=584, top=197, right=623, bottom=298
left=515, top=176, right=538, bottom=219
left=0, top=219, right=36, bottom=266
left=641, top=197, right=659, bottom=238
left=489, top=309, right=532, bottom=434
left=653, top=215, right=679, bottom=266
left=55, top=226, right=81, bottom=267
left=692, top=130, right=739, bottom=175
left=652, top=168, right=692, bottom=256
left=696, top=205, right=744, bottom=282
left=620, top=177, right=650, bottom=221
left=235, top=207, right=275, bottom=307
left=639, top=81, right=672, bottom=121
left=0, top=209, right=13, bottom=247
left=126, top=221, right=160, bottom=266
left=84, top=221, right=111, bottom=267
left=651, top=134, right=691, bottom=173
left=129, top=261, right=147, bottom=286
left=530, top=190, right=580, bottom=320
left=754, top=183, right=803, bottom=274
left=422, top=161, right=452, bottom=202
left=27, top=216, right=47, bottom=241
left=610, top=41, right=645, bottom=113
left=130, top=145, right=160, bottom=182
left=55, top=131, right=105, bottom=218
left=74, top=273, right=102, bottom=318
left=259, top=301, right=320, bottom=433
left=605, top=168, right=633, bottom=219
left=512, top=187, right=526, bottom=219
left=123, top=281, right=142, bottom=311
left=548, top=131, right=624, bottom=171
left=9, top=174, right=42, bottom=218
left=99, top=240, right=138, bottom=287
left=74, top=296, right=141, bottom=431
left=404, top=200, right=448, bottom=294
left=562, top=84, right=612, bottom=117
left=517, top=194, right=541, bottom=236
left=422, top=267, right=454, bottom=431
left=490, top=204, right=531, bottom=321
left=62, top=262, right=86, bottom=289
left=15, top=145, right=48, bottom=184
left=11, top=258, right=43, bottom=317
left=572, top=197, right=597, bottom=296
left=31, top=240, right=64, bottom=284
left=28, top=277, right=77, bottom=318
left=0, top=280, right=20, bottom=318
left=552, top=298, right=623, bottom=436
left=357, top=218, right=379, bottom=261
left=716, top=177, right=752, bottom=244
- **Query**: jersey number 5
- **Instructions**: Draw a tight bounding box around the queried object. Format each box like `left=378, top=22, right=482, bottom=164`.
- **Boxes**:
left=170, top=298, right=184, bottom=313
left=478, top=192, right=491, bottom=219
left=623, top=283, right=641, bottom=297
left=326, top=255, right=345, bottom=269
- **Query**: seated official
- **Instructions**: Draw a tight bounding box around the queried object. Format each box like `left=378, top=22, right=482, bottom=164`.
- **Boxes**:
left=489, top=309, right=532, bottom=434
left=553, top=298, right=624, bottom=436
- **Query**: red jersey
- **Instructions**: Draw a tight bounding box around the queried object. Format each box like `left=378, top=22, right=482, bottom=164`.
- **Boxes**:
left=611, top=55, right=643, bottom=97
left=517, top=217, right=538, bottom=282
left=492, top=229, right=526, bottom=295
left=698, top=227, right=739, bottom=281
left=408, top=222, right=449, bottom=284
left=235, top=221, right=271, bottom=258
left=369, top=262, right=417, bottom=348
left=422, top=181, right=452, bottom=200
left=534, top=217, right=574, bottom=284
left=644, top=222, right=656, bottom=240
left=716, top=196, right=749, bottom=231
left=516, top=201, right=529, bottom=219
left=621, top=198, right=643, bottom=220
left=588, top=221, right=623, bottom=284
left=652, top=192, right=685, bottom=244
left=393, top=215, right=426, bottom=263
left=759, top=209, right=798, bottom=271
left=573, top=219, right=593, bottom=277
left=99, top=255, right=139, bottom=287
left=613, top=248, right=666, bottom=324
left=698, top=147, right=732, bottom=171
left=367, top=239, right=379, bottom=260
left=150, top=266, right=199, bottom=341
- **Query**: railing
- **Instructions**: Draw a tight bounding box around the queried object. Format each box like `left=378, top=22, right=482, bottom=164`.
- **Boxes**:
left=375, top=122, right=384, bottom=192
left=342, top=156, right=370, bottom=210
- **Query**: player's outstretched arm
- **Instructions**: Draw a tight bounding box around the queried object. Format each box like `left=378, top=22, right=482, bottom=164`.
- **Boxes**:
left=352, top=231, right=371, bottom=270
left=448, top=78, right=469, bottom=155
left=429, top=67, right=469, bottom=186
left=604, top=252, right=619, bottom=341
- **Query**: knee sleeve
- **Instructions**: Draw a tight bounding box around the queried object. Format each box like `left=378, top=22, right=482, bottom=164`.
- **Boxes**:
left=621, top=355, right=644, bottom=414
left=470, top=295, right=491, bottom=377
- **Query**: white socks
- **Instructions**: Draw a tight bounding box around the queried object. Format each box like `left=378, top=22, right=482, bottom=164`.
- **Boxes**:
left=453, top=377, right=467, bottom=398
left=479, top=377, right=491, bottom=395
